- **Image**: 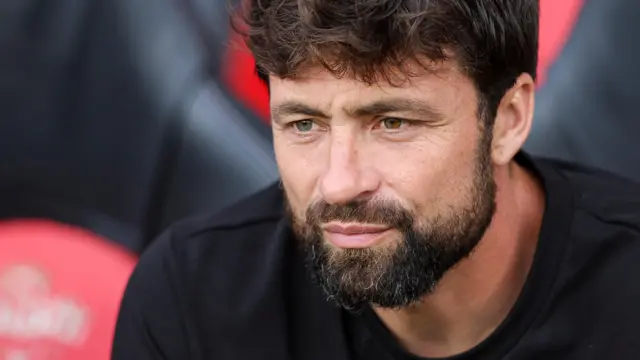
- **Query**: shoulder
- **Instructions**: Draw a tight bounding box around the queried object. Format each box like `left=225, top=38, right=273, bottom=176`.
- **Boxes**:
left=130, top=180, right=288, bottom=280
left=530, top=157, right=640, bottom=328
left=533, top=156, right=640, bottom=289
left=131, top=181, right=293, bottom=319
left=115, top=182, right=302, bottom=357
left=537, top=157, right=640, bottom=235
left=155, top=182, right=290, bottom=281
left=126, top=182, right=291, bottom=309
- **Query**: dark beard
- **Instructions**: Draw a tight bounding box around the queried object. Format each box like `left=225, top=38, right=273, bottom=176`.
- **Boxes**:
left=289, top=131, right=497, bottom=311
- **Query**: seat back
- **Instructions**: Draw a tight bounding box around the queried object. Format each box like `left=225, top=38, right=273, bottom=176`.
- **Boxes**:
left=0, top=1, right=278, bottom=357
left=526, top=0, right=640, bottom=182
left=0, top=0, right=278, bottom=253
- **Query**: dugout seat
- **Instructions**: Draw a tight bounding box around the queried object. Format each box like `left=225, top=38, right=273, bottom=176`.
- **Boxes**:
left=526, top=0, right=640, bottom=183
left=0, top=0, right=278, bottom=253
left=0, top=0, right=277, bottom=358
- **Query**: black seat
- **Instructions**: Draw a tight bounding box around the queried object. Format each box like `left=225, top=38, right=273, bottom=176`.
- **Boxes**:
left=526, top=0, right=640, bottom=182
left=0, top=0, right=278, bottom=253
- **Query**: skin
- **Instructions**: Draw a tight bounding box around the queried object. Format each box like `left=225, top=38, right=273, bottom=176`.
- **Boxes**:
left=270, top=60, right=543, bottom=357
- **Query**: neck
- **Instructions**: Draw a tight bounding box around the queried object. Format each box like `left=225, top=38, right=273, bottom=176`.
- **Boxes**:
left=373, top=162, right=545, bottom=358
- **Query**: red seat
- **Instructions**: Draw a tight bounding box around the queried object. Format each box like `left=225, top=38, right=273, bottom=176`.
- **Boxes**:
left=0, top=0, right=277, bottom=358
left=0, top=220, right=136, bottom=360
left=537, top=0, right=584, bottom=85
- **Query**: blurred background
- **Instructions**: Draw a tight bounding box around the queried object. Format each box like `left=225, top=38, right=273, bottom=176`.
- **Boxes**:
left=0, top=0, right=637, bottom=358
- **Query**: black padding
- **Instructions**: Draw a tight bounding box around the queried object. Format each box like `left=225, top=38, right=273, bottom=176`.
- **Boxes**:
left=0, top=0, right=278, bottom=253
left=526, top=0, right=640, bottom=183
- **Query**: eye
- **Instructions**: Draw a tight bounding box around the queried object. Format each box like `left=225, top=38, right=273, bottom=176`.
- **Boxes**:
left=380, top=117, right=405, bottom=130
left=292, top=119, right=315, bottom=133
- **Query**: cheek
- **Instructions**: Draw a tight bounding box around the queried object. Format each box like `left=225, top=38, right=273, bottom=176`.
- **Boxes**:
left=374, top=132, right=478, bottom=212
left=378, top=149, right=449, bottom=207
left=274, top=136, right=323, bottom=214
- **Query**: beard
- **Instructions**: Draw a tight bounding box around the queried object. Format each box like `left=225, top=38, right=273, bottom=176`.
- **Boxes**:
left=288, top=130, right=497, bottom=311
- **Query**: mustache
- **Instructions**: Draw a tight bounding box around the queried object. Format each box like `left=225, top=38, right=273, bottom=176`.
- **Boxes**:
left=305, top=199, right=413, bottom=228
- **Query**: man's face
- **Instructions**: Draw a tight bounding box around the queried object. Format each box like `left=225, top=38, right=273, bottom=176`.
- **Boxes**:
left=270, top=62, right=497, bottom=310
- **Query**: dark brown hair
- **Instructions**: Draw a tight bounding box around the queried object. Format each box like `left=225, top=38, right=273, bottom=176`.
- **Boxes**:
left=233, top=0, right=538, bottom=123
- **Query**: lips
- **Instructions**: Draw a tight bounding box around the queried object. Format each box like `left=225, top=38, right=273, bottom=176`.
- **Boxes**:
left=323, top=223, right=390, bottom=235
left=322, top=223, right=391, bottom=248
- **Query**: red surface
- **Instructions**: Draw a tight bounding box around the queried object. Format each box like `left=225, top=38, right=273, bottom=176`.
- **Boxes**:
left=222, top=37, right=271, bottom=121
left=222, top=0, right=584, bottom=123
left=0, top=220, right=137, bottom=360
left=537, top=0, right=584, bottom=85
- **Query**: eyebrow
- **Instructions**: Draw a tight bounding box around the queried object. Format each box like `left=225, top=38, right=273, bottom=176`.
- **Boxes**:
left=348, top=98, right=444, bottom=121
left=270, top=98, right=443, bottom=124
left=271, top=102, right=329, bottom=124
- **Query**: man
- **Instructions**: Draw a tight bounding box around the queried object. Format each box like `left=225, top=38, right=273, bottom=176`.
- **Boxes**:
left=112, top=1, right=640, bottom=359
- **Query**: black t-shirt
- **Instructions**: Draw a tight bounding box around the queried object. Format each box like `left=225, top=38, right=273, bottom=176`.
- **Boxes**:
left=112, top=153, right=640, bottom=360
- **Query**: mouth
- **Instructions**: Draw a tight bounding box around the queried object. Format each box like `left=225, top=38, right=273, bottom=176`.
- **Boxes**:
left=321, top=223, right=392, bottom=248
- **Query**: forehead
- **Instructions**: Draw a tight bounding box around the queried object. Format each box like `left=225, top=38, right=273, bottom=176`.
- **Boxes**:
left=269, top=60, right=477, bottom=112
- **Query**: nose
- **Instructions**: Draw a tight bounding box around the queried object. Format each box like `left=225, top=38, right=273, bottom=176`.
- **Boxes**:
left=320, top=134, right=379, bottom=205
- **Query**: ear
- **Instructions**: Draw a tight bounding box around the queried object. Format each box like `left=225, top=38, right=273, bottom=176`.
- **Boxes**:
left=491, top=73, right=536, bottom=166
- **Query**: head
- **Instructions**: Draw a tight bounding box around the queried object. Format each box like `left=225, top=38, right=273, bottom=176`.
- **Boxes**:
left=237, top=0, right=538, bottom=310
